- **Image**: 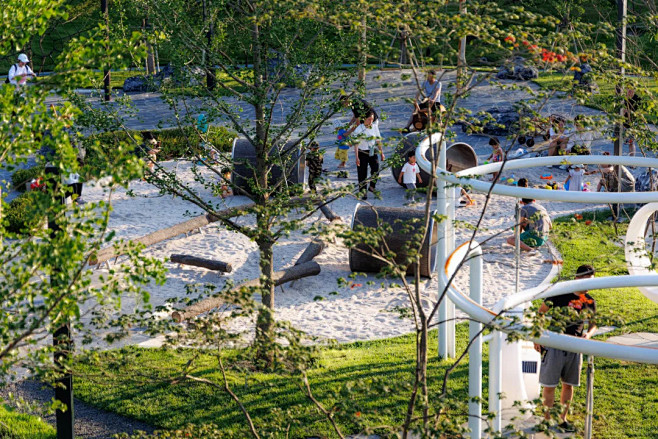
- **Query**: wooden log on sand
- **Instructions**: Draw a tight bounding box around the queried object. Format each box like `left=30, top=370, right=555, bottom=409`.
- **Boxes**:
left=170, top=254, right=233, bottom=273
left=89, top=202, right=255, bottom=265
left=294, top=239, right=326, bottom=266
left=171, top=260, right=321, bottom=322
left=319, top=203, right=342, bottom=222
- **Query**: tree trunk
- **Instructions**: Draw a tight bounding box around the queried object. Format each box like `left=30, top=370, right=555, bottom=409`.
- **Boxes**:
left=251, top=17, right=276, bottom=366
left=358, top=16, right=367, bottom=84
left=457, top=0, right=467, bottom=94
left=255, top=235, right=275, bottom=366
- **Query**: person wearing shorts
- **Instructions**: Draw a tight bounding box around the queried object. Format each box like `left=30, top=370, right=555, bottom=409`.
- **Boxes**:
left=506, top=197, right=552, bottom=252
left=335, top=144, right=349, bottom=167
left=535, top=264, right=597, bottom=432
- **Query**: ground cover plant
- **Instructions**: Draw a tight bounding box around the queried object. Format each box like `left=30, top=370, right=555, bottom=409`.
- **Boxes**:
left=0, top=405, right=55, bottom=439
left=533, top=72, right=658, bottom=115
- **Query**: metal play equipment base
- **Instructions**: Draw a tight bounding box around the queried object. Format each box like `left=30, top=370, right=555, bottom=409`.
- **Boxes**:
left=411, top=133, right=658, bottom=437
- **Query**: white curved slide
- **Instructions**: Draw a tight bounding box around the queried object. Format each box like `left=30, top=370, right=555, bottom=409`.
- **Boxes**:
left=625, top=202, right=658, bottom=304
left=443, top=241, right=658, bottom=364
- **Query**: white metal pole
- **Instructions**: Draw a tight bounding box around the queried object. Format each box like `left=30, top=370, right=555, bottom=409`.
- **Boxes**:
left=468, top=246, right=483, bottom=438
left=437, top=138, right=449, bottom=359
left=447, top=186, right=457, bottom=357
left=489, top=330, right=503, bottom=433
left=584, top=355, right=595, bottom=439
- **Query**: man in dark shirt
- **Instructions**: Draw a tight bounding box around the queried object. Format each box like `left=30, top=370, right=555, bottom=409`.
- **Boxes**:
left=534, top=264, right=597, bottom=432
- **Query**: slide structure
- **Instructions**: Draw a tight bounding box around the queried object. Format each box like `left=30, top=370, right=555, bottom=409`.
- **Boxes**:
left=625, top=202, right=658, bottom=304
left=411, top=133, right=658, bottom=436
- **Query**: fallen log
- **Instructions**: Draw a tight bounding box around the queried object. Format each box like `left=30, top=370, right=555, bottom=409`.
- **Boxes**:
left=171, top=260, right=321, bottom=322
left=294, top=239, right=326, bottom=266
left=170, top=254, right=233, bottom=273
left=319, top=204, right=342, bottom=222
left=89, top=202, right=255, bottom=265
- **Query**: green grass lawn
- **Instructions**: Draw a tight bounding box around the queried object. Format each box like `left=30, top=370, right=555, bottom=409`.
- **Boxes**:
left=533, top=71, right=658, bottom=114
left=72, top=209, right=658, bottom=438
left=0, top=405, right=55, bottom=439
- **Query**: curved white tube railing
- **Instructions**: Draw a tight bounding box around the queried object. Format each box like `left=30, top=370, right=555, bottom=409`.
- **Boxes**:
left=625, top=203, right=658, bottom=304
left=443, top=242, right=658, bottom=364
left=415, top=135, right=658, bottom=203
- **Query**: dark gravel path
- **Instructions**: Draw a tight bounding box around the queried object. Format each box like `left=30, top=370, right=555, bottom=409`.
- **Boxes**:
left=1, top=380, right=156, bottom=438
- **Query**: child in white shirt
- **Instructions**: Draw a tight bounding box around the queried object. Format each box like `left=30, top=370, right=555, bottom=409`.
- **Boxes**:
left=398, top=151, right=422, bottom=202
left=564, top=164, right=595, bottom=191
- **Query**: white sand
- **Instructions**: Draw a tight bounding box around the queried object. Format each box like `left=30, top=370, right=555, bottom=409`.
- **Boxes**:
left=81, top=70, right=613, bottom=345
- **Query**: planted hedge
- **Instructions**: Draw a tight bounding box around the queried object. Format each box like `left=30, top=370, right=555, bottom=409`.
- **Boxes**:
left=4, top=191, right=43, bottom=234
left=84, top=125, right=235, bottom=169
left=11, top=126, right=237, bottom=190
left=11, top=165, right=44, bottom=192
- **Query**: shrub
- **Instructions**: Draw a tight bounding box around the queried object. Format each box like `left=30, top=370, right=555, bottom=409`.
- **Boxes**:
left=83, top=126, right=236, bottom=172
left=11, top=166, right=44, bottom=192
left=4, top=191, right=43, bottom=234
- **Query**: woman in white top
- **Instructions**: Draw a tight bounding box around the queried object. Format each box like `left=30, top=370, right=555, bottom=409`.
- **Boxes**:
left=351, top=109, right=385, bottom=200
left=402, top=70, right=442, bottom=132
left=7, top=53, right=36, bottom=89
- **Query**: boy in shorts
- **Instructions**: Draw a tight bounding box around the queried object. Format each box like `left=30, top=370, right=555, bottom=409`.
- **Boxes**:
left=506, top=197, right=552, bottom=252
left=534, top=264, right=597, bottom=432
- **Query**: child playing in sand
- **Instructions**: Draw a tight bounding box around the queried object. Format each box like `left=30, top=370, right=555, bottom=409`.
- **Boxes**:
left=306, top=141, right=323, bottom=193
left=459, top=188, right=475, bottom=206
left=220, top=168, right=233, bottom=198
left=487, top=137, right=504, bottom=181
left=335, top=129, right=350, bottom=168
left=506, top=197, right=552, bottom=252
left=145, top=138, right=161, bottom=175
left=398, top=151, right=422, bottom=202
left=564, top=164, right=595, bottom=191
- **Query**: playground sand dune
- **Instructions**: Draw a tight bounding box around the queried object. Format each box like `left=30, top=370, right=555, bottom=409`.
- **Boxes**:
left=85, top=155, right=603, bottom=345
left=81, top=69, right=610, bottom=345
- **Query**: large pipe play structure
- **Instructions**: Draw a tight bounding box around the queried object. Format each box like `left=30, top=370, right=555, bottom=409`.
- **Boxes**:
left=412, top=133, right=658, bottom=437
left=391, top=132, right=478, bottom=188
left=349, top=205, right=438, bottom=278
left=231, top=138, right=306, bottom=194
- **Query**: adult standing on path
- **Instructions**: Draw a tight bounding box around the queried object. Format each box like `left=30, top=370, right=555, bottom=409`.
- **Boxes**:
left=7, top=53, right=36, bottom=89
left=351, top=109, right=384, bottom=200
left=534, top=264, right=597, bottom=433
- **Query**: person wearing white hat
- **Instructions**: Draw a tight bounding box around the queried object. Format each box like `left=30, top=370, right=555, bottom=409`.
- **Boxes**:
left=7, top=53, right=36, bottom=88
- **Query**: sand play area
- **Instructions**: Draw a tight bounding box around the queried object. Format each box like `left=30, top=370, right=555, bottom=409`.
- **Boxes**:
left=78, top=70, right=613, bottom=346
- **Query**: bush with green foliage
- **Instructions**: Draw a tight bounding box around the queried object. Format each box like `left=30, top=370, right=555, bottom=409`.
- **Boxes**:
left=4, top=191, right=43, bottom=234
left=11, top=166, right=44, bottom=192
left=83, top=126, right=235, bottom=173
